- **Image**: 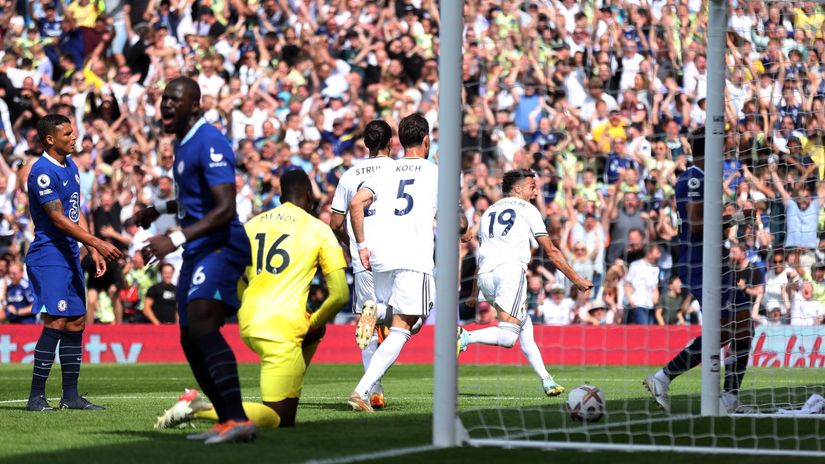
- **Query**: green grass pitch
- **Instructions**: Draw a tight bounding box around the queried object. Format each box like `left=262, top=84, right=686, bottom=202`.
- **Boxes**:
left=0, top=363, right=822, bottom=463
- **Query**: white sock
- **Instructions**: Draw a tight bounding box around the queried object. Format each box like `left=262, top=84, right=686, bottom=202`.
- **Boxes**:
left=354, top=327, right=410, bottom=397
left=361, top=334, right=379, bottom=372
left=518, top=317, right=551, bottom=380
left=467, top=322, right=520, bottom=348
left=654, top=369, right=671, bottom=385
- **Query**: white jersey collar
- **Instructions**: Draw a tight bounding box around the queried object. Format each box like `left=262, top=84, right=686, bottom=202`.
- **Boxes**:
left=180, top=117, right=208, bottom=146
left=42, top=152, right=66, bottom=167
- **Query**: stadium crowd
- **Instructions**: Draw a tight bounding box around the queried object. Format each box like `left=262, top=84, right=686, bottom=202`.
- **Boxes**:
left=0, top=0, right=824, bottom=328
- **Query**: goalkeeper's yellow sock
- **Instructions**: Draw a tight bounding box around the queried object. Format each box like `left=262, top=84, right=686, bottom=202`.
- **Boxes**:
left=194, top=402, right=281, bottom=428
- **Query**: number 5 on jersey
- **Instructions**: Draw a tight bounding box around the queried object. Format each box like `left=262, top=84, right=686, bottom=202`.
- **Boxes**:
left=254, top=233, right=291, bottom=275
left=395, top=179, right=415, bottom=216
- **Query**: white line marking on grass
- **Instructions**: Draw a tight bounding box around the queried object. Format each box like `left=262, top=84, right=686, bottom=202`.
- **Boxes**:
left=301, top=445, right=438, bottom=464
left=0, top=394, right=551, bottom=404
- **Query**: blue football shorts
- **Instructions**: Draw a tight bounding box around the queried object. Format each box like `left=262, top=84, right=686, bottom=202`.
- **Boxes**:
left=29, top=258, right=86, bottom=318
left=176, top=242, right=250, bottom=326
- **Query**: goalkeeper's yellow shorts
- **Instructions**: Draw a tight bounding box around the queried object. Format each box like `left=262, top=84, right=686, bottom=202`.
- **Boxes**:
left=243, top=337, right=321, bottom=403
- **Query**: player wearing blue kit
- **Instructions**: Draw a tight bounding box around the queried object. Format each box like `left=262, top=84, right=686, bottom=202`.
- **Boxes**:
left=3, top=263, right=36, bottom=324
left=136, top=77, right=255, bottom=444
left=25, top=114, right=122, bottom=412
left=644, top=128, right=754, bottom=415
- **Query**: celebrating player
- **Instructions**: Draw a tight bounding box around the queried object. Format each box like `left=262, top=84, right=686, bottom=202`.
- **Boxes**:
left=136, top=77, right=255, bottom=444
left=346, top=113, right=467, bottom=412
left=644, top=129, right=755, bottom=414
left=457, top=169, right=593, bottom=396
left=329, top=119, right=394, bottom=410
left=26, top=114, right=122, bottom=412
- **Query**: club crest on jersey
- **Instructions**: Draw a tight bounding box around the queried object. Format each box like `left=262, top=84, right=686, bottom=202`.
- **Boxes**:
left=688, top=178, right=700, bottom=189
left=75, top=174, right=80, bottom=184
left=177, top=161, right=185, bottom=175
left=37, top=174, right=50, bottom=188
left=57, top=300, right=67, bottom=312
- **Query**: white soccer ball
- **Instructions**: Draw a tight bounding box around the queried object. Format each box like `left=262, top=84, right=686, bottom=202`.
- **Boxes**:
left=565, top=384, right=606, bottom=422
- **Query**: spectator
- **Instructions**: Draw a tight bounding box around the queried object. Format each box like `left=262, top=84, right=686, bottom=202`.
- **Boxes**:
left=142, top=262, right=178, bottom=325
left=624, top=243, right=661, bottom=324
left=655, top=275, right=693, bottom=325
left=540, top=285, right=575, bottom=326
left=1, top=263, right=35, bottom=324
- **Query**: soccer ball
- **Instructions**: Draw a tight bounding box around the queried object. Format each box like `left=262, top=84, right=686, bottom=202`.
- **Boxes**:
left=565, top=384, right=606, bottom=422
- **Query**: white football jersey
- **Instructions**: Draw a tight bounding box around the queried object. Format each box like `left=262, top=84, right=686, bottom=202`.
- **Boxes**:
left=330, top=156, right=395, bottom=273
left=362, top=157, right=438, bottom=274
left=476, top=197, right=548, bottom=274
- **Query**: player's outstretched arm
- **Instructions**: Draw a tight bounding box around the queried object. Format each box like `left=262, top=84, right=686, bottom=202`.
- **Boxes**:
left=133, top=200, right=178, bottom=229
left=308, top=268, right=350, bottom=330
left=536, top=235, right=593, bottom=293
left=44, top=200, right=122, bottom=264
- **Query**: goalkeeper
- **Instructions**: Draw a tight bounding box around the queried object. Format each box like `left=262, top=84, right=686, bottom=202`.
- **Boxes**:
left=157, top=170, right=349, bottom=428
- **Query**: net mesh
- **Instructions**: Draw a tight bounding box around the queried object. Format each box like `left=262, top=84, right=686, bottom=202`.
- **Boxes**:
left=455, top=0, right=825, bottom=455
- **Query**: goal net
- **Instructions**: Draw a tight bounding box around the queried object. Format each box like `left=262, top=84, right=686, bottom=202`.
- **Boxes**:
left=445, top=0, right=825, bottom=456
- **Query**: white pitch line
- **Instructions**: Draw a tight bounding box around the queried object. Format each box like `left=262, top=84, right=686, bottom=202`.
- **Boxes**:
left=300, top=445, right=438, bottom=464
left=0, top=394, right=559, bottom=404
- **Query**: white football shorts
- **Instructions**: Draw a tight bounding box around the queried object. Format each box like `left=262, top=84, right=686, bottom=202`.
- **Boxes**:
left=374, top=269, right=434, bottom=317
left=478, top=264, right=527, bottom=322
left=352, top=270, right=376, bottom=314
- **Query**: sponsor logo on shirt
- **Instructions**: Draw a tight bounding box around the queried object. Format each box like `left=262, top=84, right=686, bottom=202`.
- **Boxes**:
left=208, top=147, right=227, bottom=168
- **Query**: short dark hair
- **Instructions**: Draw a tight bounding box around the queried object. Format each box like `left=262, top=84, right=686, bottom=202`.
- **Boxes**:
left=280, top=169, right=311, bottom=202
left=36, top=114, right=71, bottom=145
left=363, top=119, right=392, bottom=153
left=397, top=113, right=429, bottom=148
left=501, top=169, right=535, bottom=195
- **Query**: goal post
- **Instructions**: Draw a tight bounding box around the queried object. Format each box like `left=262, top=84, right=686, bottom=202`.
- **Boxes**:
left=433, top=0, right=463, bottom=448
left=700, top=0, right=726, bottom=418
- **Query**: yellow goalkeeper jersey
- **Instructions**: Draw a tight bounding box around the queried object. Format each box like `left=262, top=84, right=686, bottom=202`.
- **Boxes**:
left=238, top=202, right=347, bottom=343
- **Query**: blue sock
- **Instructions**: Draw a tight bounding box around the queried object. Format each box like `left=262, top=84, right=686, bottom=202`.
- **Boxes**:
left=181, top=332, right=228, bottom=422
left=664, top=336, right=703, bottom=381
left=30, top=327, right=61, bottom=399
left=59, top=331, right=83, bottom=400
left=197, top=331, right=247, bottom=422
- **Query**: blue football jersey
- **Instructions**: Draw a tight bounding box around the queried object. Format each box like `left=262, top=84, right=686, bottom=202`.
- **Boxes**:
left=26, top=154, right=82, bottom=267
left=674, top=165, right=704, bottom=269
left=173, top=118, right=244, bottom=254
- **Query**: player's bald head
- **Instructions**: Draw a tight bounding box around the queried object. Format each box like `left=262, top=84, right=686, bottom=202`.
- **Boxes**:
left=167, top=77, right=201, bottom=102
